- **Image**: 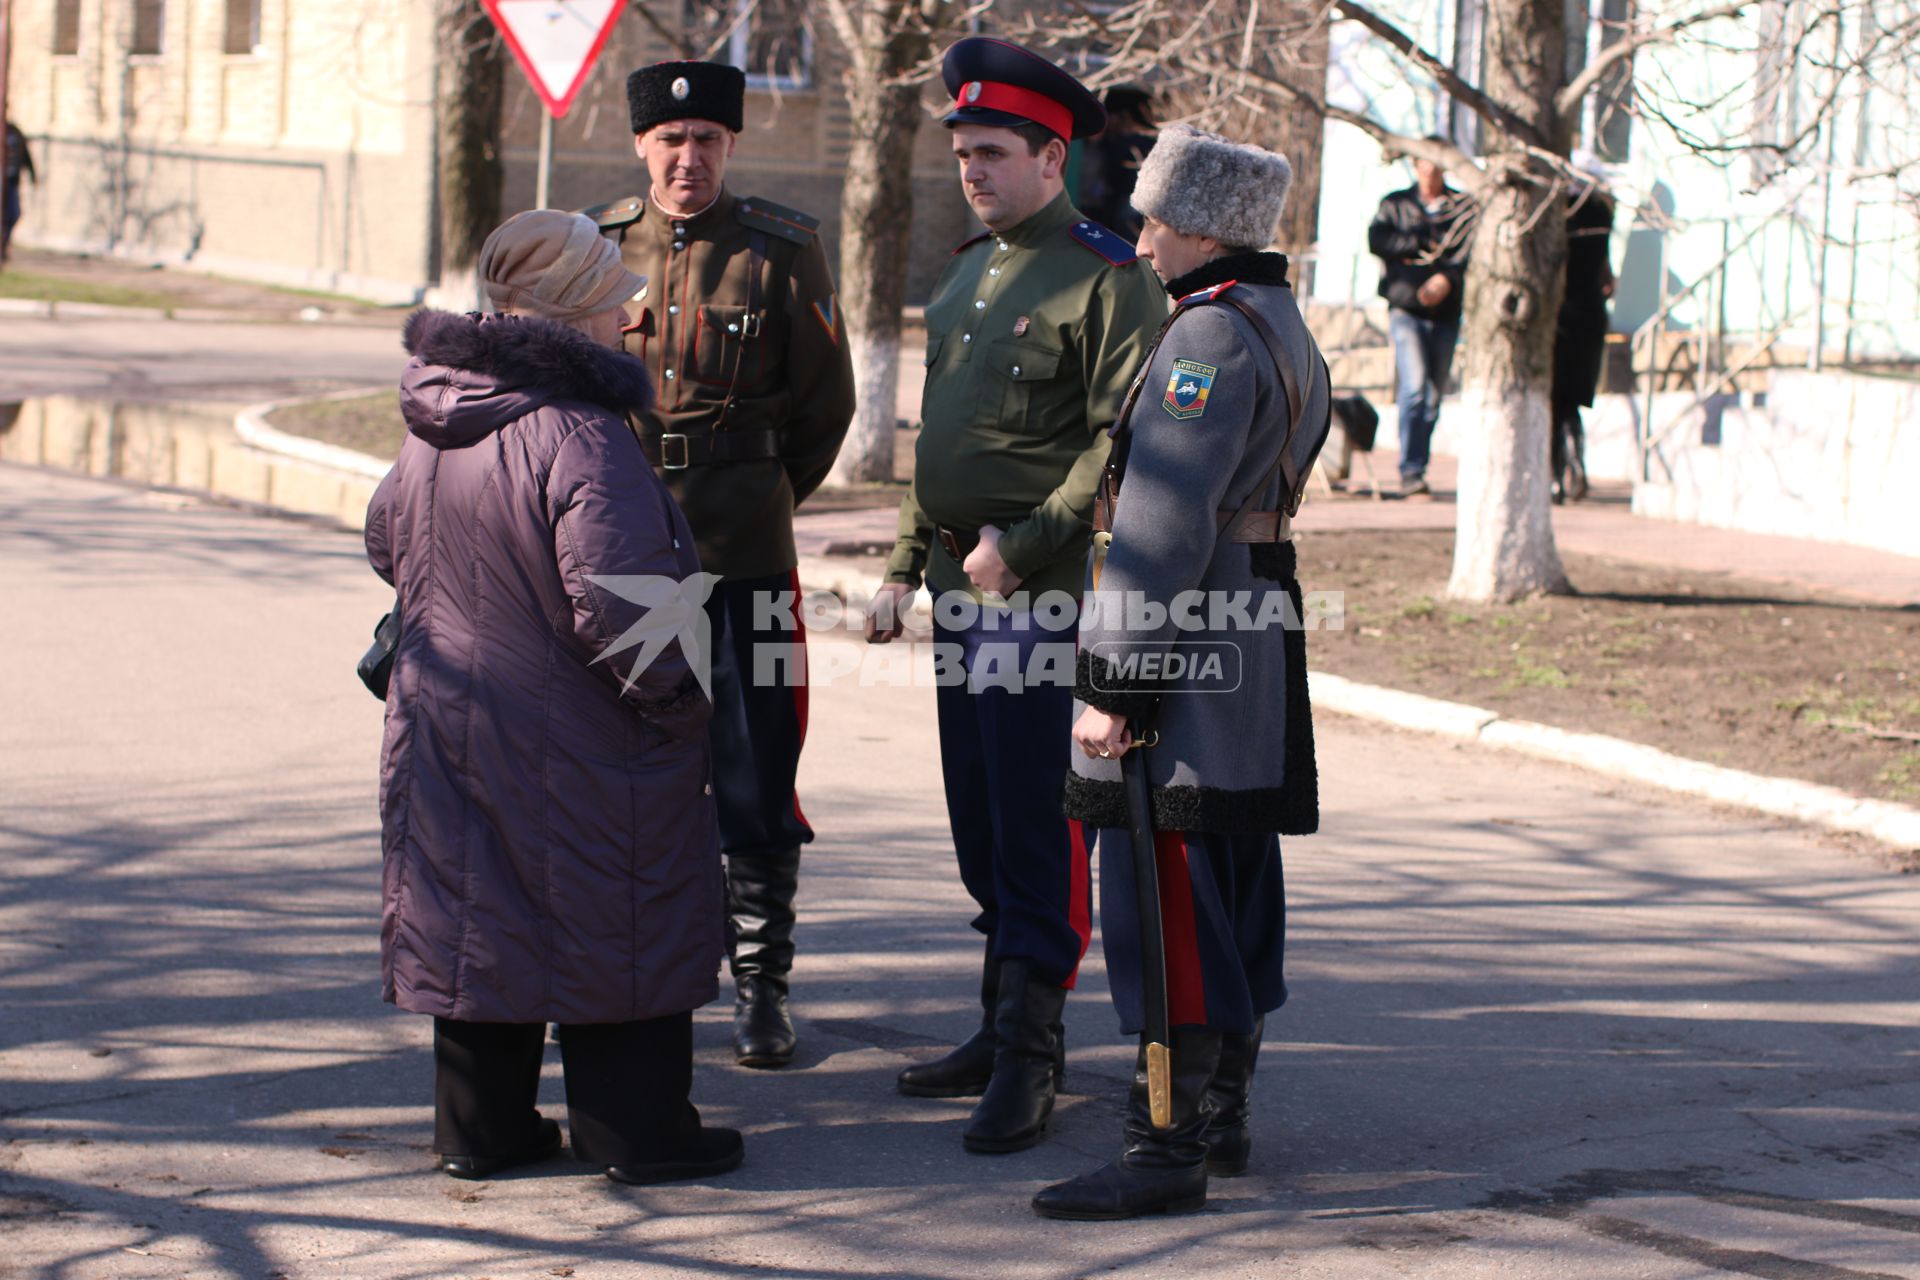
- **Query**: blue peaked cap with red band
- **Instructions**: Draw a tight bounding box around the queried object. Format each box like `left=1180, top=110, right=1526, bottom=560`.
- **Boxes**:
left=941, top=37, right=1106, bottom=142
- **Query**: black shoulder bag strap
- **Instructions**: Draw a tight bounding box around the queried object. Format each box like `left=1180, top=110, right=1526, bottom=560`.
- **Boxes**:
left=712, top=230, right=767, bottom=433
left=1214, top=289, right=1323, bottom=517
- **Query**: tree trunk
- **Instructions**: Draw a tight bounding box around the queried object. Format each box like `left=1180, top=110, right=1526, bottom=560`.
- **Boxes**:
left=824, top=5, right=944, bottom=488
left=828, top=75, right=920, bottom=485
left=435, top=0, right=505, bottom=286
left=1446, top=0, right=1570, bottom=602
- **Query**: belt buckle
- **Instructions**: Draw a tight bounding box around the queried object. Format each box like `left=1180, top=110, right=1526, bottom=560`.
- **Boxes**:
left=659, top=433, right=690, bottom=470
left=741, top=313, right=763, bottom=339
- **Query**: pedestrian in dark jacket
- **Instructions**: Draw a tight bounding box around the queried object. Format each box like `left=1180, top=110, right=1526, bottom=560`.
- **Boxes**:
left=3, top=123, right=37, bottom=266
left=1367, top=141, right=1474, bottom=495
left=1551, top=158, right=1615, bottom=503
left=365, top=209, right=742, bottom=1187
left=1036, top=125, right=1329, bottom=1221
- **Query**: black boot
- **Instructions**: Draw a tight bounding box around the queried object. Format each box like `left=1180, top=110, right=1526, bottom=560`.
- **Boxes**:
left=1204, top=1016, right=1262, bottom=1176
left=1031, top=1027, right=1222, bottom=1220
left=962, top=959, right=1066, bottom=1154
left=899, top=940, right=1000, bottom=1097
left=729, top=847, right=801, bottom=1068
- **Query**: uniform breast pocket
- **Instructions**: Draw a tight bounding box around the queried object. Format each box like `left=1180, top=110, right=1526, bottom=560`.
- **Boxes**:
left=985, top=338, right=1063, bottom=430
left=690, top=304, right=764, bottom=389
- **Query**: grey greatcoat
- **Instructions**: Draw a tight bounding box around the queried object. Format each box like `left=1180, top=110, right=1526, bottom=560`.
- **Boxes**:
left=1064, top=252, right=1330, bottom=834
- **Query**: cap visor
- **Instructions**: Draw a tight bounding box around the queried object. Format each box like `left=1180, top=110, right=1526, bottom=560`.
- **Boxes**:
left=942, top=105, right=1060, bottom=136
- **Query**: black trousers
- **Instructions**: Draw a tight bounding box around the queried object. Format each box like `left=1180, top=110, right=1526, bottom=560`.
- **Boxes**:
left=433, top=1013, right=701, bottom=1168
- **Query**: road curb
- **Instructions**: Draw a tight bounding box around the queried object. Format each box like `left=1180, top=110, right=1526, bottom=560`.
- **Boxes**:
left=1310, top=671, right=1920, bottom=853
left=0, top=295, right=400, bottom=325
left=233, top=391, right=395, bottom=483
left=188, top=415, right=1920, bottom=857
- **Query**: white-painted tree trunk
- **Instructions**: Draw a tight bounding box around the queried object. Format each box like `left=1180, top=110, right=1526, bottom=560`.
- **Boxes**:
left=1446, top=383, right=1566, bottom=599
left=835, top=326, right=901, bottom=486
left=1444, top=0, right=1572, bottom=603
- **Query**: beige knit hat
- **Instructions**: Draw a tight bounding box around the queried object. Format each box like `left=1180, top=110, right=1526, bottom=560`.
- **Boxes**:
left=478, top=209, right=646, bottom=321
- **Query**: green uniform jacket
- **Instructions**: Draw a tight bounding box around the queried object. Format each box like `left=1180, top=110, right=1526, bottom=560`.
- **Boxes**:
left=587, top=189, right=855, bottom=579
left=885, top=191, right=1169, bottom=603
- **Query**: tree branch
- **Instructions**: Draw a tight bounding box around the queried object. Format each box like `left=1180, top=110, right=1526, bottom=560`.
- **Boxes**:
left=1556, top=1, right=1754, bottom=118
left=1331, top=0, right=1545, bottom=147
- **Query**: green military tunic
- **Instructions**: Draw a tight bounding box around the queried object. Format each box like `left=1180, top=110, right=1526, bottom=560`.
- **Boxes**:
left=585, top=189, right=855, bottom=579
left=884, top=191, right=1169, bottom=603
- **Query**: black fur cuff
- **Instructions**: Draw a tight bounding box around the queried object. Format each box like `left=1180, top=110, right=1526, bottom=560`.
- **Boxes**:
left=1064, top=773, right=1318, bottom=836
left=1074, top=648, right=1162, bottom=720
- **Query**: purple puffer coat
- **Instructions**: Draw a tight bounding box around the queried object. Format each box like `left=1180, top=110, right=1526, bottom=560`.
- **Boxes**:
left=365, top=310, right=723, bottom=1024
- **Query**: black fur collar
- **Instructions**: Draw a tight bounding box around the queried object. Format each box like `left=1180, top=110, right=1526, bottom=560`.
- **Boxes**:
left=402, top=309, right=653, bottom=414
left=1166, top=250, right=1291, bottom=301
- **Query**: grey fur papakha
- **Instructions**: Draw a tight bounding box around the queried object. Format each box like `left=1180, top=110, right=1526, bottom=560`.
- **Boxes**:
left=1131, top=124, right=1295, bottom=251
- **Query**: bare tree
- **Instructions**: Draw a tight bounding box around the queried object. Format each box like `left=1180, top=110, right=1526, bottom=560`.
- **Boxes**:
left=434, top=0, right=507, bottom=286
left=1024, top=0, right=1920, bottom=601
left=819, top=1, right=982, bottom=486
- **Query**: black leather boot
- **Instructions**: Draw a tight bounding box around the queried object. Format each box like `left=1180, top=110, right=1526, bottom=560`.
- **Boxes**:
left=1031, top=1027, right=1222, bottom=1220
left=899, top=940, right=1000, bottom=1097
left=962, top=959, right=1066, bottom=1153
left=1204, top=1015, right=1263, bottom=1176
left=898, top=944, right=1067, bottom=1098
left=729, top=847, right=801, bottom=1068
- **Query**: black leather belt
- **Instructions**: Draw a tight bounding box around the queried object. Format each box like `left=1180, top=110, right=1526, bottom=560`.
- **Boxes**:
left=643, top=429, right=779, bottom=471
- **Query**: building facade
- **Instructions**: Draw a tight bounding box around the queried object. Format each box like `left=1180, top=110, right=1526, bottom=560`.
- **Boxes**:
left=4, top=1, right=975, bottom=303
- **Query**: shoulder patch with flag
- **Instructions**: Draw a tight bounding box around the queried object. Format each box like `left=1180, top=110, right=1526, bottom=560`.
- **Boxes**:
left=1163, top=358, right=1218, bottom=420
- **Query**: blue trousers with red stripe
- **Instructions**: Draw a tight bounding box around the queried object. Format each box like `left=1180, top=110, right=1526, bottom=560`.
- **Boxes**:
left=934, top=612, right=1092, bottom=989
left=1087, top=825, right=1287, bottom=1036
left=707, top=571, right=812, bottom=859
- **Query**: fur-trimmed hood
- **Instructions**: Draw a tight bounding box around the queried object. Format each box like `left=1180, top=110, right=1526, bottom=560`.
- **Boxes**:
left=398, top=309, right=653, bottom=451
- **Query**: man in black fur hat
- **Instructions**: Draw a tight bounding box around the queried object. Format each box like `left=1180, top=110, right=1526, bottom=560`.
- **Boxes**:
left=581, top=60, right=854, bottom=1071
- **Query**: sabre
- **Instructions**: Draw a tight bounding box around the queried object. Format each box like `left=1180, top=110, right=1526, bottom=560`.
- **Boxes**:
left=1120, top=719, right=1173, bottom=1129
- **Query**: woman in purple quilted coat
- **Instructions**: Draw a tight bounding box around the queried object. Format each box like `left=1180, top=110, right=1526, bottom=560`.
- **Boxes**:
left=365, top=209, right=741, bottom=1186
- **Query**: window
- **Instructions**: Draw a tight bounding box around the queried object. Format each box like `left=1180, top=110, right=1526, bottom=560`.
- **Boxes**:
left=224, top=0, right=263, bottom=56
left=1592, top=0, right=1634, bottom=162
left=131, top=0, right=167, bottom=56
left=52, top=0, right=81, bottom=56
left=683, top=0, right=813, bottom=89
left=1448, top=0, right=1486, bottom=156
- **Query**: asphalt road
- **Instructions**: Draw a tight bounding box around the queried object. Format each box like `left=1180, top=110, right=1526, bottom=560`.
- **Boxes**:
left=2, top=462, right=1918, bottom=1279
left=0, top=316, right=408, bottom=405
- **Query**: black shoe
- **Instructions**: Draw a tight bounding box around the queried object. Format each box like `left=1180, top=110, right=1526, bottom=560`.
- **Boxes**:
left=1031, top=1158, right=1208, bottom=1221
left=728, top=847, right=802, bottom=1068
left=734, top=977, right=796, bottom=1069
left=1033, top=1028, right=1222, bottom=1220
left=437, top=1117, right=562, bottom=1180
left=1203, top=1016, right=1262, bottom=1177
left=1399, top=474, right=1431, bottom=498
left=962, top=959, right=1065, bottom=1154
left=605, top=1126, right=745, bottom=1186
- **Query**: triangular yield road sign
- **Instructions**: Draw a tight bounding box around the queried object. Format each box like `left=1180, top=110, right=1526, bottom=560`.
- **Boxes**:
left=482, top=0, right=627, bottom=119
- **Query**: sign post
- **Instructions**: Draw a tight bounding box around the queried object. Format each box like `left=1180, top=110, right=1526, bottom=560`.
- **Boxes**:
left=481, top=0, right=627, bottom=209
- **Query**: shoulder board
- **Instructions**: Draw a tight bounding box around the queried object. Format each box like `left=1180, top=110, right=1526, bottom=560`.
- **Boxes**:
left=1068, top=220, right=1138, bottom=266
left=737, top=197, right=820, bottom=245
left=578, top=196, right=644, bottom=231
left=951, top=231, right=993, bottom=256
left=1176, top=280, right=1239, bottom=308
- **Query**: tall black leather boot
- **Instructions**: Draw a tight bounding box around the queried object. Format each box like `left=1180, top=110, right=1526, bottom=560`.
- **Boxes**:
left=898, top=943, right=1066, bottom=1098
left=962, top=959, right=1067, bottom=1153
left=729, top=846, right=801, bottom=1068
left=1031, top=1027, right=1222, bottom=1220
left=1204, top=1016, right=1263, bottom=1176
left=899, top=939, right=1000, bottom=1097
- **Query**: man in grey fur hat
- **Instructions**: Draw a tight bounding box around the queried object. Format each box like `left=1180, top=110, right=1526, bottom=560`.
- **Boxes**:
left=1034, top=124, right=1330, bottom=1221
